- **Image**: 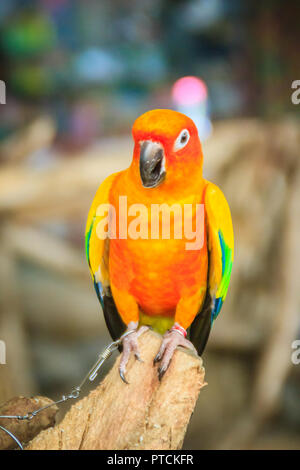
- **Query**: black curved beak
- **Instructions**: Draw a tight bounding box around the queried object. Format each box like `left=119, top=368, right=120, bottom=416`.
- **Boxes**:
left=139, top=141, right=166, bottom=188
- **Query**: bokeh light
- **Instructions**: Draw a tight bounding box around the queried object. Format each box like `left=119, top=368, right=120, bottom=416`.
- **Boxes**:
left=172, top=76, right=207, bottom=106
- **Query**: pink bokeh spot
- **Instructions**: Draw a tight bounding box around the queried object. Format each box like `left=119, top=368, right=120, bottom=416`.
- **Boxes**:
left=172, top=76, right=207, bottom=105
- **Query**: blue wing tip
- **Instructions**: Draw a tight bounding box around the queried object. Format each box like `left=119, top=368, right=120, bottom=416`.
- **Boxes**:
left=94, top=280, right=104, bottom=308
left=211, top=297, right=223, bottom=322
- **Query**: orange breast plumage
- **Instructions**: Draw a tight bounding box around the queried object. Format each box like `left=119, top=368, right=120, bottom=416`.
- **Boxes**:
left=108, top=171, right=208, bottom=318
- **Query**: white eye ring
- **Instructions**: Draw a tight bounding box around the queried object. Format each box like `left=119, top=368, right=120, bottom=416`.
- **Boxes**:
left=174, top=129, right=190, bottom=151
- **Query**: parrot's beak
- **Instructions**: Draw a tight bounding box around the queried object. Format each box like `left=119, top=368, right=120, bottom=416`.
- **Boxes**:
left=139, top=140, right=166, bottom=188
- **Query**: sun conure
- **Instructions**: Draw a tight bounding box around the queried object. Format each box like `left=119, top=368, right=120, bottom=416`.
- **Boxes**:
left=85, top=109, right=234, bottom=382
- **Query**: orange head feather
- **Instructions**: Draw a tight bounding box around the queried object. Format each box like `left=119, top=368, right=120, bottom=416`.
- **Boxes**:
left=129, top=109, right=203, bottom=195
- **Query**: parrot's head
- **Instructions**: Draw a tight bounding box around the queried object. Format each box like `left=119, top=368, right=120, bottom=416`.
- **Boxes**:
left=131, top=109, right=203, bottom=192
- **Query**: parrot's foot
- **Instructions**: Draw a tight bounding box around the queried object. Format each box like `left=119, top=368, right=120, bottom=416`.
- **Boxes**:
left=119, top=324, right=149, bottom=384
left=154, top=327, right=198, bottom=381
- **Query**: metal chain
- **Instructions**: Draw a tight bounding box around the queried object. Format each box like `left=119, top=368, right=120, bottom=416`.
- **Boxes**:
left=0, top=330, right=134, bottom=450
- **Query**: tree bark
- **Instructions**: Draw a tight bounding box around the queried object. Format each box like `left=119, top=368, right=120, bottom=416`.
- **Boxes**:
left=27, top=330, right=206, bottom=450
left=0, top=396, right=58, bottom=450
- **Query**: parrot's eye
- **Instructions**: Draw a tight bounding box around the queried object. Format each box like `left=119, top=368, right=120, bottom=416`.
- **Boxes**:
left=174, top=129, right=190, bottom=151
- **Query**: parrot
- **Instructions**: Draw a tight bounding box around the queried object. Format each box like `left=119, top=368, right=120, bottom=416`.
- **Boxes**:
left=85, top=109, right=234, bottom=383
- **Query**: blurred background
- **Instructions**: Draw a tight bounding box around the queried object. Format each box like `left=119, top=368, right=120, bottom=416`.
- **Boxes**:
left=0, top=0, right=299, bottom=450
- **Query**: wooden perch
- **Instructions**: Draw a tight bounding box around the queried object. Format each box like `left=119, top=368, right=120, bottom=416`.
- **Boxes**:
left=0, top=396, right=58, bottom=450
left=27, top=330, right=205, bottom=450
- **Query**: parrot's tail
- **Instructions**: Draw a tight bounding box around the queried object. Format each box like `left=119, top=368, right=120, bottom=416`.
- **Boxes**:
left=188, top=289, right=212, bottom=356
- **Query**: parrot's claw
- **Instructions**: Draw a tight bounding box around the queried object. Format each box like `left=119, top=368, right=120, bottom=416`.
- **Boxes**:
left=154, top=329, right=198, bottom=381
left=153, top=352, right=161, bottom=365
left=158, top=365, right=167, bottom=381
left=119, top=369, right=129, bottom=384
left=118, top=325, right=149, bottom=384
